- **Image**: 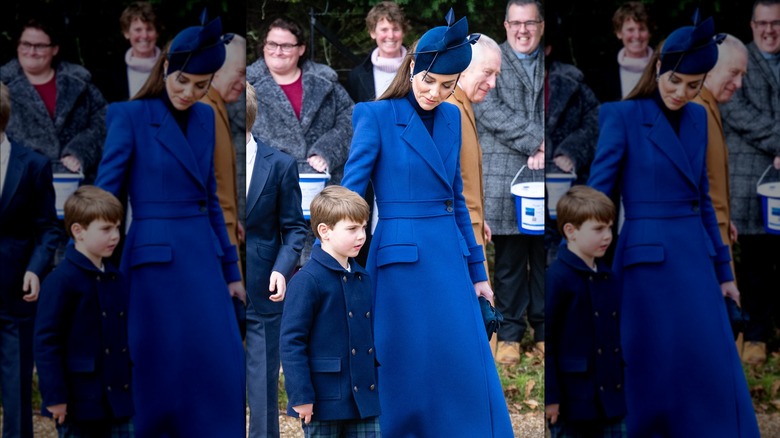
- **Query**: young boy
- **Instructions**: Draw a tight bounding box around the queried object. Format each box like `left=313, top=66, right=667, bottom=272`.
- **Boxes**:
left=245, top=81, right=308, bottom=437
left=0, top=80, right=60, bottom=438
left=34, top=185, right=134, bottom=437
left=280, top=186, right=381, bottom=437
left=545, top=185, right=626, bottom=437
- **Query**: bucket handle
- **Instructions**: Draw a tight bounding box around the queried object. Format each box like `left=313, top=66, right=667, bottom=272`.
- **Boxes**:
left=757, top=164, right=777, bottom=189
left=510, top=165, right=542, bottom=188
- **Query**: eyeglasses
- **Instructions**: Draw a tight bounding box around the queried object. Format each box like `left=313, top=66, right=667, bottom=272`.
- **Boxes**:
left=753, top=20, right=780, bottom=29
left=264, top=41, right=300, bottom=53
left=506, top=20, right=542, bottom=30
left=18, top=41, right=54, bottom=52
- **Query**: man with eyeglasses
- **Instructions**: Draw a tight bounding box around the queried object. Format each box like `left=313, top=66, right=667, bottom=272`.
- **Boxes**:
left=720, top=0, right=780, bottom=367
left=473, top=0, right=545, bottom=366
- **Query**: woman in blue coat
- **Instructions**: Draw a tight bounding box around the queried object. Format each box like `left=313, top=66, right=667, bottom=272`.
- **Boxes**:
left=95, top=18, right=246, bottom=437
left=341, top=10, right=512, bottom=437
left=587, top=17, right=759, bottom=437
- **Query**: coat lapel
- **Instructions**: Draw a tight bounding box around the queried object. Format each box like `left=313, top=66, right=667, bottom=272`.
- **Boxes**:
left=247, top=142, right=272, bottom=216
left=643, top=100, right=698, bottom=190
left=149, top=99, right=205, bottom=189
left=0, top=143, right=24, bottom=212
left=394, top=98, right=453, bottom=188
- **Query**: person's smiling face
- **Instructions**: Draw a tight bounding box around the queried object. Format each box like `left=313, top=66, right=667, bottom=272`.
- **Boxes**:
left=504, top=3, right=544, bottom=55
left=616, top=18, right=650, bottom=58
left=370, top=18, right=404, bottom=58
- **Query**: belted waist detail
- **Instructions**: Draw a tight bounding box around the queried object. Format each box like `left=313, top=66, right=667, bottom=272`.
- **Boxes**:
left=377, top=199, right=455, bottom=218
left=131, top=199, right=209, bottom=219
left=623, top=200, right=701, bottom=219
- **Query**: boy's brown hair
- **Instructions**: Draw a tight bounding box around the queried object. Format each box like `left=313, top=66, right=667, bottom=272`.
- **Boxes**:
left=309, top=186, right=369, bottom=239
left=556, top=185, right=616, bottom=237
left=246, top=81, right=257, bottom=132
left=64, top=186, right=124, bottom=239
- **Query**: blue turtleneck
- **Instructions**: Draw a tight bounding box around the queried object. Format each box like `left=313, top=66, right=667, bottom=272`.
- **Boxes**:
left=406, top=90, right=434, bottom=136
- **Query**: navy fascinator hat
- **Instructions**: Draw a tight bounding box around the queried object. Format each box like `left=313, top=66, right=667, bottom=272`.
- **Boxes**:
left=660, top=11, right=726, bottom=75
left=413, top=9, right=480, bottom=75
left=167, top=13, right=234, bottom=75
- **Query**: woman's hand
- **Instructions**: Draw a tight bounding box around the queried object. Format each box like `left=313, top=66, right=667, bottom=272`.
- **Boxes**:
left=721, top=281, right=740, bottom=306
left=60, top=155, right=82, bottom=173
left=553, top=155, right=574, bottom=173
left=228, top=281, right=246, bottom=305
left=474, top=281, right=494, bottom=304
left=307, top=154, right=328, bottom=173
left=545, top=403, right=560, bottom=425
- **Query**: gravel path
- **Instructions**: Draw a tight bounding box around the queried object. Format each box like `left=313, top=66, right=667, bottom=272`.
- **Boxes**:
left=28, top=410, right=780, bottom=437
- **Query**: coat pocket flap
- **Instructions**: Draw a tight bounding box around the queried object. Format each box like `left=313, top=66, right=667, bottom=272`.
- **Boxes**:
left=623, top=244, right=664, bottom=267
left=310, top=358, right=341, bottom=373
left=130, top=245, right=173, bottom=268
left=376, top=244, right=418, bottom=267
left=67, top=358, right=95, bottom=373
left=560, top=358, right=588, bottom=373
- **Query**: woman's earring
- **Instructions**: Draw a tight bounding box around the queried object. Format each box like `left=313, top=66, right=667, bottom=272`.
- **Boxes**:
left=655, top=73, right=659, bottom=82
left=409, top=72, right=414, bottom=83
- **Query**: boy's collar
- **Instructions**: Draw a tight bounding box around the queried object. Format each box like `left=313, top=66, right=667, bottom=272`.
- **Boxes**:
left=310, top=244, right=367, bottom=274
left=64, top=244, right=119, bottom=274
left=557, top=245, right=611, bottom=275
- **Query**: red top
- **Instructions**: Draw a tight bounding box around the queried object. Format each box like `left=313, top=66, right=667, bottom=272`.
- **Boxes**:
left=280, top=74, right=303, bottom=120
left=34, top=75, right=57, bottom=120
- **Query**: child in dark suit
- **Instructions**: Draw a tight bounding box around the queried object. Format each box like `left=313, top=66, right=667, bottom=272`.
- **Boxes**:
left=545, top=185, right=626, bottom=438
left=280, top=186, right=381, bottom=437
left=0, top=81, right=60, bottom=438
left=35, top=185, right=134, bottom=437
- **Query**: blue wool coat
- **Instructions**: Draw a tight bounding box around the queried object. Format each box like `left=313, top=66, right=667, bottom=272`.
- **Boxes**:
left=545, top=245, right=625, bottom=423
left=35, top=245, right=133, bottom=421
left=588, top=98, right=759, bottom=437
left=280, top=245, right=380, bottom=421
left=341, top=97, right=513, bottom=437
left=95, top=98, right=245, bottom=437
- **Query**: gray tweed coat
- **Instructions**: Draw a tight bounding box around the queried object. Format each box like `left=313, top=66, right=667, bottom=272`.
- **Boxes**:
left=247, top=59, right=354, bottom=185
left=0, top=59, right=107, bottom=183
left=545, top=61, right=600, bottom=184
left=473, top=41, right=545, bottom=235
left=720, top=42, right=780, bottom=236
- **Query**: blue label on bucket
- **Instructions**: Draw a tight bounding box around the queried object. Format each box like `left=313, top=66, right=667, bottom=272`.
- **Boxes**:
left=773, top=207, right=780, bottom=215
left=525, top=207, right=535, bottom=216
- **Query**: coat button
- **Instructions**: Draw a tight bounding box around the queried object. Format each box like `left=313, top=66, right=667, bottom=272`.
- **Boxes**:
left=348, top=311, right=354, bottom=318
left=368, top=347, right=373, bottom=354
left=105, top=348, right=110, bottom=355
left=124, top=384, right=129, bottom=390
left=614, top=347, right=620, bottom=353
left=119, top=311, right=125, bottom=317
left=599, top=386, right=605, bottom=392
left=370, top=384, right=376, bottom=391
left=594, top=311, right=599, bottom=317
left=597, top=348, right=602, bottom=355
left=612, top=311, right=618, bottom=318
left=357, top=274, right=362, bottom=280
left=102, top=311, right=107, bottom=318
left=445, top=200, right=453, bottom=207
left=353, top=386, right=359, bottom=392
left=365, top=311, right=370, bottom=318
left=122, top=347, right=128, bottom=353
left=343, top=276, right=348, bottom=282
left=107, top=386, right=112, bottom=392
left=352, top=349, right=357, bottom=356
left=446, top=206, right=453, bottom=213
left=616, top=383, right=622, bottom=390
left=96, top=276, right=101, bottom=282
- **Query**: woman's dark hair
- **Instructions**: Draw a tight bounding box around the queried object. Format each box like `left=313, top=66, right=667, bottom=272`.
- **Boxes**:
left=133, top=40, right=171, bottom=100
left=377, top=40, right=417, bottom=101
left=624, top=40, right=663, bottom=100
left=259, top=16, right=308, bottom=67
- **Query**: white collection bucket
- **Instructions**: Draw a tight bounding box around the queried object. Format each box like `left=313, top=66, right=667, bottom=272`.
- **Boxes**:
left=299, top=172, right=330, bottom=219
left=757, top=165, right=780, bottom=235
left=53, top=172, right=84, bottom=219
left=546, top=172, right=576, bottom=220
left=511, top=166, right=544, bottom=235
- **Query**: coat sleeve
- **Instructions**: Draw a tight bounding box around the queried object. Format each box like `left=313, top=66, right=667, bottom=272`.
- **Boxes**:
left=587, top=103, right=627, bottom=198
left=720, top=77, right=780, bottom=157
left=203, top=114, right=241, bottom=283
left=280, top=272, right=319, bottom=407
left=273, top=158, right=308, bottom=279
left=95, top=103, right=134, bottom=196
left=34, top=273, right=71, bottom=409
left=27, top=158, right=60, bottom=276
left=61, top=83, right=108, bottom=175
left=448, top=107, right=487, bottom=283
left=341, top=103, right=380, bottom=198
left=307, top=82, right=355, bottom=173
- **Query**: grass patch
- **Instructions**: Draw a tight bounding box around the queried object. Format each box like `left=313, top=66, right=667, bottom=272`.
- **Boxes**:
left=746, top=351, right=780, bottom=413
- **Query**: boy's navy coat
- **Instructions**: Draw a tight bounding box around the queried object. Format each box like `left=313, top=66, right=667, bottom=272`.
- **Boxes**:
left=280, top=245, right=380, bottom=421
left=246, top=140, right=307, bottom=313
left=545, top=245, right=625, bottom=422
left=0, top=142, right=59, bottom=317
left=35, top=245, right=133, bottom=421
